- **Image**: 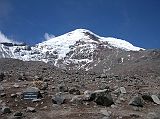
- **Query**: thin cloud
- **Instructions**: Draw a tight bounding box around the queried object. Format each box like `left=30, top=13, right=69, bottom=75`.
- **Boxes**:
left=0, top=31, right=20, bottom=44
left=44, top=33, right=55, bottom=41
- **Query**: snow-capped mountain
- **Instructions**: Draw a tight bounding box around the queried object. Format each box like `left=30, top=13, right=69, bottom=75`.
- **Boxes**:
left=0, top=29, right=144, bottom=71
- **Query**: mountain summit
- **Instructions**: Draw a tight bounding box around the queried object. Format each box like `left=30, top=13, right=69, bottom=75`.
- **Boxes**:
left=0, top=29, right=145, bottom=71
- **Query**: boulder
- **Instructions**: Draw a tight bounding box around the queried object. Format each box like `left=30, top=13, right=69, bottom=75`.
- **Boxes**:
left=129, top=95, right=144, bottom=107
left=83, top=90, right=93, bottom=101
left=14, top=111, right=23, bottom=117
left=32, top=99, right=42, bottom=102
left=151, top=95, right=160, bottom=104
left=120, top=87, right=126, bottom=94
left=26, top=107, right=36, bottom=112
left=91, top=89, right=114, bottom=107
left=13, top=83, right=20, bottom=88
left=34, top=75, right=42, bottom=80
left=0, top=85, right=4, bottom=91
left=70, top=95, right=84, bottom=104
left=0, top=93, right=6, bottom=97
left=69, top=88, right=81, bottom=95
left=59, top=85, right=68, bottom=92
left=142, top=93, right=153, bottom=102
left=52, top=93, right=65, bottom=105
left=11, top=94, right=17, bottom=98
left=1, top=106, right=11, bottom=114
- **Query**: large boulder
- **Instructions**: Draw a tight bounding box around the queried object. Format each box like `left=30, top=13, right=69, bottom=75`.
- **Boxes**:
left=91, top=89, right=114, bottom=107
left=129, top=95, right=144, bottom=107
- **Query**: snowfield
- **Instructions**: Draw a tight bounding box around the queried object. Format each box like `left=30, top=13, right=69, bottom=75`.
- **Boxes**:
left=0, top=29, right=144, bottom=69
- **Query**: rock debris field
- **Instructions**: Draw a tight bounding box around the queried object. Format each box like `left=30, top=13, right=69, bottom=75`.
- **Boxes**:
left=0, top=58, right=160, bottom=119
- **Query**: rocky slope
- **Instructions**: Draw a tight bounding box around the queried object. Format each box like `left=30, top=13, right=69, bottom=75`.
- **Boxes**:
left=0, top=58, right=160, bottom=119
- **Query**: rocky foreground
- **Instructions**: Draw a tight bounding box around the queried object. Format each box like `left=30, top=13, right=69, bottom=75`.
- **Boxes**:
left=0, top=58, right=160, bottom=119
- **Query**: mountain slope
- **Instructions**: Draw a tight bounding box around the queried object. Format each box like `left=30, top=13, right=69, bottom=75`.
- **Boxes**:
left=0, top=29, right=146, bottom=71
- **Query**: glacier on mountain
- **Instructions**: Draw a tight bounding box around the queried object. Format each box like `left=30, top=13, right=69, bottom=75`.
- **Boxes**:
left=0, top=29, right=144, bottom=69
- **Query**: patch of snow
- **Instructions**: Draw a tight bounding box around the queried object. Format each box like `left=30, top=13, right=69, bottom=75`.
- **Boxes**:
left=100, top=37, right=144, bottom=51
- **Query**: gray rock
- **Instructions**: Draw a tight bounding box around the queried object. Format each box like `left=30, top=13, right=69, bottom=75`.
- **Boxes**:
left=113, top=88, right=120, bottom=96
left=34, top=75, right=42, bottom=80
left=1, top=106, right=11, bottom=114
left=158, top=94, right=160, bottom=99
left=32, top=99, right=41, bottom=102
left=59, top=85, right=68, bottom=92
left=11, top=94, right=17, bottom=98
left=69, top=88, right=81, bottom=95
left=70, top=95, right=83, bottom=104
left=0, top=72, right=5, bottom=81
left=151, top=95, right=160, bottom=104
left=142, top=93, right=153, bottom=102
left=26, top=107, right=36, bottom=112
left=0, top=85, right=4, bottom=91
left=14, top=111, right=23, bottom=116
left=52, top=93, right=65, bottom=105
left=129, top=96, right=144, bottom=107
left=13, top=83, right=20, bottom=88
left=79, top=90, right=93, bottom=101
left=120, top=87, right=126, bottom=94
left=92, top=89, right=114, bottom=106
left=0, top=93, right=6, bottom=97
